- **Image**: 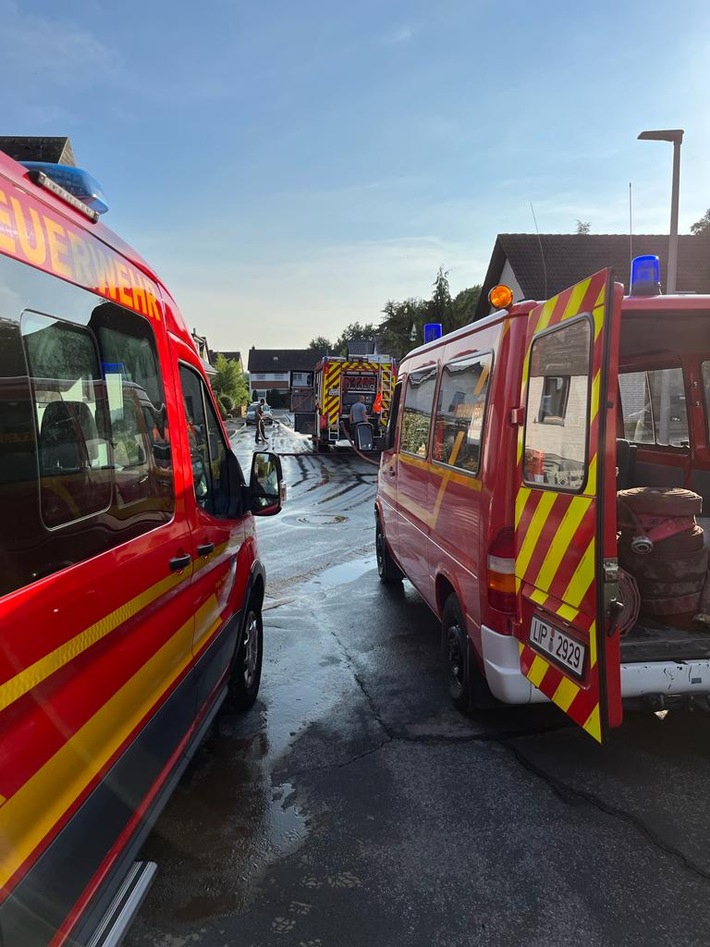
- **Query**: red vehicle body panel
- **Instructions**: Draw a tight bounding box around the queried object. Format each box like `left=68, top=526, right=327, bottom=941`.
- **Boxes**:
left=0, top=150, right=276, bottom=944
left=377, top=267, right=710, bottom=744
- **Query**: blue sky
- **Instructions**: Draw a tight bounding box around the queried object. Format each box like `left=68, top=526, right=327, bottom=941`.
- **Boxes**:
left=2, top=0, right=708, bottom=353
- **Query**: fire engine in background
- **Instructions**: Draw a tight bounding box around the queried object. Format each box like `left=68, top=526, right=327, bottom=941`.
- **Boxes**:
left=311, top=353, right=396, bottom=451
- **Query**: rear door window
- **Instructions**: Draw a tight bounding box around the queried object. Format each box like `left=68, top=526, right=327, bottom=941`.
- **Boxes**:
left=523, top=318, right=591, bottom=491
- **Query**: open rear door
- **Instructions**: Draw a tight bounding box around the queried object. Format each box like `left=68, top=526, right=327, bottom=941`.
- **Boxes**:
left=514, top=269, right=623, bottom=742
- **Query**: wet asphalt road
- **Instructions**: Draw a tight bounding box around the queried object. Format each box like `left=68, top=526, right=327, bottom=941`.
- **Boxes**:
left=125, top=417, right=710, bottom=947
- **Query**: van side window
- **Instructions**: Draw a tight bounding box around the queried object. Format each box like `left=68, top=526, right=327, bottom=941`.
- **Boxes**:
left=179, top=365, right=235, bottom=516
left=23, top=306, right=174, bottom=524
left=433, top=353, right=492, bottom=474
left=0, top=290, right=175, bottom=597
left=384, top=381, right=402, bottom=450
left=400, top=366, right=437, bottom=457
left=619, top=368, right=689, bottom=447
left=22, top=313, right=113, bottom=526
left=523, top=318, right=591, bottom=491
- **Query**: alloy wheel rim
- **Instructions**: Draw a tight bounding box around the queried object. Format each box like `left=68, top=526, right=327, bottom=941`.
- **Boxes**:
left=243, top=612, right=259, bottom=688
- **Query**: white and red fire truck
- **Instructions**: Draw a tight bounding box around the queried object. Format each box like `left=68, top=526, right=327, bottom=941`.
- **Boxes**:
left=311, top=354, right=396, bottom=451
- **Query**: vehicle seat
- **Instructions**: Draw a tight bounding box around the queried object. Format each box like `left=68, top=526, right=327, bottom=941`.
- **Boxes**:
left=66, top=400, right=100, bottom=462
left=40, top=401, right=86, bottom=473
left=616, top=438, right=637, bottom=490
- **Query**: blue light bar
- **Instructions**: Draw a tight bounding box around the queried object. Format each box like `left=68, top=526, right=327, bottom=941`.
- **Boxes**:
left=629, top=255, right=661, bottom=296
left=424, top=323, right=443, bottom=343
left=20, top=161, right=109, bottom=216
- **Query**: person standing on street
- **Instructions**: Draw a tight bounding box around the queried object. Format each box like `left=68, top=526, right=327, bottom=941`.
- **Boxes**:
left=349, top=395, right=368, bottom=443
left=255, top=398, right=267, bottom=445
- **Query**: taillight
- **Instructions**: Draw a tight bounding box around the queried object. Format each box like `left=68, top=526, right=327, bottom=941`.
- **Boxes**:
left=487, top=527, right=517, bottom=613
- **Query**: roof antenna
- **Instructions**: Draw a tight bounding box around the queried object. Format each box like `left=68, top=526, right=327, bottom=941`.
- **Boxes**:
left=530, top=202, right=548, bottom=300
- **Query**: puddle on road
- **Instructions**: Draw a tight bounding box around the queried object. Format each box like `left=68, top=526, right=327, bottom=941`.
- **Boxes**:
left=138, top=706, right=311, bottom=928
left=301, top=555, right=376, bottom=592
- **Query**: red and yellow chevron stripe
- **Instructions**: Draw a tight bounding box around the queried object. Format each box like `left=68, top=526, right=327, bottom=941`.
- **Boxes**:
left=321, top=362, right=342, bottom=428
left=514, top=270, right=611, bottom=742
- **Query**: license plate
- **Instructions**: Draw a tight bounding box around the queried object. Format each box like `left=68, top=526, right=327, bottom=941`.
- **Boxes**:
left=529, top=616, right=586, bottom=679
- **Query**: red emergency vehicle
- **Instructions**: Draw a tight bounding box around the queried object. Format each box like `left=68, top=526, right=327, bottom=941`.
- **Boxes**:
left=375, top=261, right=710, bottom=742
left=0, top=145, right=283, bottom=944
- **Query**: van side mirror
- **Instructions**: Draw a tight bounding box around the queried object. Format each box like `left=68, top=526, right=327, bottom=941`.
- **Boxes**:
left=249, top=451, right=284, bottom=516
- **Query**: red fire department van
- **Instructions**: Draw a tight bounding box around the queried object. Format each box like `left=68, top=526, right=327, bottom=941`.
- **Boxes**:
left=375, top=262, right=710, bottom=743
left=0, top=147, right=283, bottom=944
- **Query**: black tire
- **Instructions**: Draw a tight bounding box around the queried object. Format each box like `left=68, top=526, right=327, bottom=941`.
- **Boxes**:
left=442, top=595, right=497, bottom=712
left=228, top=598, right=263, bottom=711
left=376, top=521, right=403, bottom=583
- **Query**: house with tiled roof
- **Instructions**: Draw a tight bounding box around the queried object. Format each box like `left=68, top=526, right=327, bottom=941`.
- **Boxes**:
left=247, top=348, right=326, bottom=401
left=475, top=233, right=710, bottom=320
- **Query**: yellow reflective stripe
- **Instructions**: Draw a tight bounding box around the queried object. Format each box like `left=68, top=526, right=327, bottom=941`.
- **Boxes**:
left=552, top=676, right=579, bottom=712
left=0, top=570, right=185, bottom=716
left=0, top=597, right=205, bottom=887
left=593, top=288, right=606, bottom=337
left=561, top=278, right=591, bottom=322
left=529, top=588, right=548, bottom=606
left=563, top=537, right=595, bottom=609
left=533, top=296, right=556, bottom=335
left=556, top=602, right=579, bottom=624
left=534, top=496, right=592, bottom=592
left=515, top=486, right=531, bottom=528
left=516, top=491, right=557, bottom=578
left=399, top=454, right=481, bottom=530
left=527, top=655, right=549, bottom=688
left=588, top=619, right=597, bottom=670
left=583, top=704, right=602, bottom=742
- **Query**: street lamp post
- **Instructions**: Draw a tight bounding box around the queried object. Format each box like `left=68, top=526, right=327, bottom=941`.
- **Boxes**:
left=637, top=129, right=684, bottom=445
left=637, top=128, right=684, bottom=293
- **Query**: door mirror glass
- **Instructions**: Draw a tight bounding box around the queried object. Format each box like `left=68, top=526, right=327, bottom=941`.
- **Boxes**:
left=250, top=451, right=284, bottom=515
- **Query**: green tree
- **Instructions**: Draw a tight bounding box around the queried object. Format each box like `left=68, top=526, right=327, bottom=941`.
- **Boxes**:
left=378, top=269, right=482, bottom=356
left=428, top=266, right=452, bottom=326
left=333, top=322, right=378, bottom=356
left=308, top=335, right=332, bottom=352
left=576, top=220, right=591, bottom=234
left=691, top=209, right=710, bottom=235
left=379, top=297, right=427, bottom=358
left=451, top=285, right=482, bottom=329
left=212, top=354, right=249, bottom=409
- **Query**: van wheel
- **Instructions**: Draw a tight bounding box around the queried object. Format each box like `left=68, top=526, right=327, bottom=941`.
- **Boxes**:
left=229, top=600, right=263, bottom=711
left=376, top=522, right=403, bottom=583
left=442, top=596, right=497, bottom=712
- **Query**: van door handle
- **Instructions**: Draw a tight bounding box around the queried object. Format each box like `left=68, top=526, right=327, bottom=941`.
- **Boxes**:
left=197, top=542, right=214, bottom=557
left=169, top=553, right=192, bottom=572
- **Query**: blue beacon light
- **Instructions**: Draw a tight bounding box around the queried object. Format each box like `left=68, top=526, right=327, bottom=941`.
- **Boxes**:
left=629, top=254, right=662, bottom=296
left=20, top=161, right=109, bottom=216
left=424, top=323, right=443, bottom=343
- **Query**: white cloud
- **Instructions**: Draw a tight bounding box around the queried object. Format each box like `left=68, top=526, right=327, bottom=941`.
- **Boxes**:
left=382, top=25, right=413, bottom=45
left=151, top=236, right=488, bottom=352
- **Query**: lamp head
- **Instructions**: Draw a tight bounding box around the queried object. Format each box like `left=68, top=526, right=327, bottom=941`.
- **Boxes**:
left=638, top=129, right=684, bottom=144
